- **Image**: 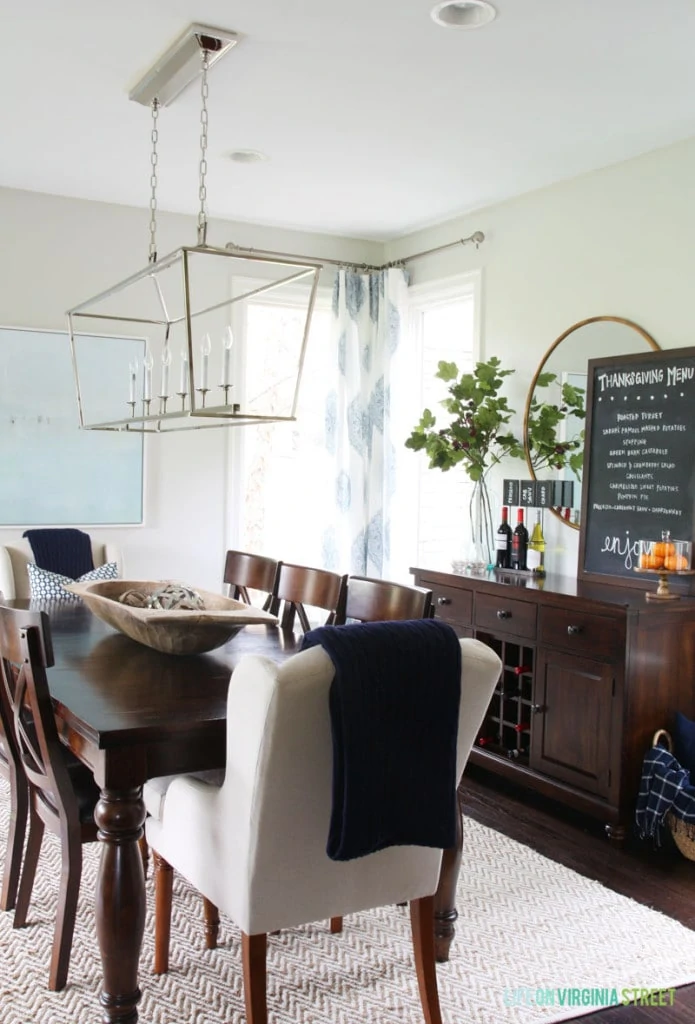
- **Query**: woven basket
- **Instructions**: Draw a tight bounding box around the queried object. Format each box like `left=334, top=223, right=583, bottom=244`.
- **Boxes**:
left=652, top=729, right=695, bottom=861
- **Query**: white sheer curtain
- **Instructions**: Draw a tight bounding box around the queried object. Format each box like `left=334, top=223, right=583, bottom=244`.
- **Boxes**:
left=320, top=268, right=412, bottom=579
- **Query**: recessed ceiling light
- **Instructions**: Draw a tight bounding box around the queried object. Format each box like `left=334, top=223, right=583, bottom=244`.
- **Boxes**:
left=430, top=1, right=497, bottom=30
left=228, top=149, right=269, bottom=164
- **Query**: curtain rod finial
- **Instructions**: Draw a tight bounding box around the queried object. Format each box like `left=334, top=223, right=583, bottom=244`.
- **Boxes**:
left=470, top=231, right=485, bottom=247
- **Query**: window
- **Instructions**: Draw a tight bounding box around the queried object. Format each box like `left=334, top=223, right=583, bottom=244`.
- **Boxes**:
left=407, top=273, right=481, bottom=569
left=229, top=271, right=480, bottom=578
left=232, top=293, right=333, bottom=566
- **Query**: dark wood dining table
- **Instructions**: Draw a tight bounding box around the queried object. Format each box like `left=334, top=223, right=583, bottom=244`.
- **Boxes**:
left=20, top=599, right=465, bottom=1024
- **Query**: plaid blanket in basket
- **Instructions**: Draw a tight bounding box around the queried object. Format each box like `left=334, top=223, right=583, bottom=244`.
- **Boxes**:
left=635, top=745, right=695, bottom=845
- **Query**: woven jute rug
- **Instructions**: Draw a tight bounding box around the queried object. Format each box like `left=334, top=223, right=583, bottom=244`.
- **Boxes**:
left=1, top=776, right=694, bottom=1024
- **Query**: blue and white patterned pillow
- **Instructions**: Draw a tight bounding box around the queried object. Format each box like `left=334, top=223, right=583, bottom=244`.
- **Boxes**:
left=27, top=561, right=119, bottom=602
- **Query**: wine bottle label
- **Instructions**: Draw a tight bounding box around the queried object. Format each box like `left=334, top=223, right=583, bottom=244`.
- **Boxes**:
left=496, top=536, right=509, bottom=550
left=527, top=549, right=542, bottom=570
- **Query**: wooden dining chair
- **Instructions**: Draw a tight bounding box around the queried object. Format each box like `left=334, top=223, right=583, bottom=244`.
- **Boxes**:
left=344, top=575, right=433, bottom=624
left=0, top=674, right=27, bottom=913
left=0, top=603, right=101, bottom=991
left=223, top=550, right=281, bottom=612
left=273, top=563, right=347, bottom=633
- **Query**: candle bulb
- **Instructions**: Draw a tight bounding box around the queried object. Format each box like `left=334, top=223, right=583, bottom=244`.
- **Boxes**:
left=200, top=333, right=211, bottom=390
left=221, top=326, right=234, bottom=386
left=161, top=346, right=171, bottom=397
left=129, top=359, right=138, bottom=403
left=143, top=349, right=153, bottom=401
left=179, top=350, right=189, bottom=394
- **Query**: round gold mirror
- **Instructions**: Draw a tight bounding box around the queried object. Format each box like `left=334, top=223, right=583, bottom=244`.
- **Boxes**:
left=523, top=316, right=660, bottom=529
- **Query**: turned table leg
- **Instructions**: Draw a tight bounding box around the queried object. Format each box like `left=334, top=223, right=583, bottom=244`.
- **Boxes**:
left=433, top=791, right=463, bottom=963
left=95, top=787, right=146, bottom=1024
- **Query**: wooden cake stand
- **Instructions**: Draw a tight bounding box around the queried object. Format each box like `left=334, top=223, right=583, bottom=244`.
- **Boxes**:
left=633, top=566, right=695, bottom=601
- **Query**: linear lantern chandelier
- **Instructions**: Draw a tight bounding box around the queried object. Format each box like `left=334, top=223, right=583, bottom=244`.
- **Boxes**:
left=68, top=25, right=321, bottom=433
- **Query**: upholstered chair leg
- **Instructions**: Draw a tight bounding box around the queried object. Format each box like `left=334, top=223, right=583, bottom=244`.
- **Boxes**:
left=203, top=897, right=220, bottom=949
left=49, top=837, right=82, bottom=991
left=13, top=806, right=44, bottom=928
left=329, top=916, right=343, bottom=933
left=153, top=850, right=173, bottom=974
left=138, top=834, right=149, bottom=880
left=242, top=931, right=268, bottom=1024
left=0, top=775, right=28, bottom=912
left=410, top=896, right=442, bottom=1024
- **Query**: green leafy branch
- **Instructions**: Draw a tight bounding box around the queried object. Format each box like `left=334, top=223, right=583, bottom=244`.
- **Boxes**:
left=405, top=357, right=525, bottom=481
left=526, top=373, right=586, bottom=476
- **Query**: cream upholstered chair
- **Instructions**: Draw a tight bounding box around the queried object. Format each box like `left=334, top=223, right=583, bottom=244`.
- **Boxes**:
left=145, top=637, right=502, bottom=1024
left=0, top=539, right=122, bottom=601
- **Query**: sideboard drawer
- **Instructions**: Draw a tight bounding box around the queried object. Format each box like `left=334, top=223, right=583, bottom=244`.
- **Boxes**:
left=474, top=592, right=537, bottom=640
left=539, top=606, right=625, bottom=661
left=424, top=581, right=473, bottom=626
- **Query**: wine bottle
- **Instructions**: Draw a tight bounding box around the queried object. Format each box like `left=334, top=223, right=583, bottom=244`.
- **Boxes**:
left=495, top=506, right=512, bottom=568
left=511, top=509, right=528, bottom=570
left=513, top=664, right=532, bottom=676
left=527, top=511, right=546, bottom=576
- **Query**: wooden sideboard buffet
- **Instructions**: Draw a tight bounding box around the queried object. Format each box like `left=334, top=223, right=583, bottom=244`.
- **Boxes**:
left=411, top=566, right=695, bottom=842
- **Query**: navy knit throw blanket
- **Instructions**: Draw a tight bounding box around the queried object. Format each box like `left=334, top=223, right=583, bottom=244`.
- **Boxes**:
left=23, top=529, right=94, bottom=580
left=301, top=618, right=461, bottom=862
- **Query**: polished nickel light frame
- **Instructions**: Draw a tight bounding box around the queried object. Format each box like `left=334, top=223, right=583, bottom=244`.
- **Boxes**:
left=68, top=246, right=321, bottom=434
left=69, top=25, right=321, bottom=435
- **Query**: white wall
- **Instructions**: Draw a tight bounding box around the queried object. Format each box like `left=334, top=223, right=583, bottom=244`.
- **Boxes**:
left=385, top=138, right=695, bottom=576
left=0, top=187, right=379, bottom=590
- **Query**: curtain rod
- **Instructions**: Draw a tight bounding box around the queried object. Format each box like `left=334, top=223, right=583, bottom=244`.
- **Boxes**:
left=224, top=230, right=485, bottom=271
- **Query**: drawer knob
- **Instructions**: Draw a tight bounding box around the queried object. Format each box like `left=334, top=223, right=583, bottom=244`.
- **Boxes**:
left=497, top=609, right=511, bottom=620
left=531, top=703, right=546, bottom=715
left=567, top=624, right=583, bottom=636
left=437, top=596, right=452, bottom=606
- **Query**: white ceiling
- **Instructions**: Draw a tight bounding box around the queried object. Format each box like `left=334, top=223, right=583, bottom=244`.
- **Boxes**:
left=2, top=0, right=695, bottom=241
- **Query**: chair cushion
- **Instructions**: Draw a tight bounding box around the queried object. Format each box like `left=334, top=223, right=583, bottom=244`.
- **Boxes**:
left=144, top=769, right=225, bottom=821
left=27, top=561, right=119, bottom=602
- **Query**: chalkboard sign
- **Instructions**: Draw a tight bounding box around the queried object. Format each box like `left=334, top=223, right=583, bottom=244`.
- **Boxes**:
left=579, top=347, right=695, bottom=584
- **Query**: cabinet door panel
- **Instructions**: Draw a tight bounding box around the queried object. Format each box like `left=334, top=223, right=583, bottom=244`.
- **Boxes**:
left=530, top=648, right=615, bottom=798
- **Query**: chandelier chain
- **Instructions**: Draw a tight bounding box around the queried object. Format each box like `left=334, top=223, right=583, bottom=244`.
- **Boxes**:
left=197, top=48, right=210, bottom=246
left=148, top=98, right=159, bottom=263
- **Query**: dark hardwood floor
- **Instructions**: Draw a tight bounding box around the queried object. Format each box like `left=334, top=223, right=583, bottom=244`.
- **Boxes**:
left=459, top=767, right=695, bottom=1022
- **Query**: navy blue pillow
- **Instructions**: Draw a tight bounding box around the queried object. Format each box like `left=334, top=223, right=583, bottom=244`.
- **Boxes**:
left=673, top=712, right=695, bottom=775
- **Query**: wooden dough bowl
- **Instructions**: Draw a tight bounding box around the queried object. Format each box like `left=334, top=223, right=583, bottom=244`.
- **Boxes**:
left=66, top=579, right=277, bottom=655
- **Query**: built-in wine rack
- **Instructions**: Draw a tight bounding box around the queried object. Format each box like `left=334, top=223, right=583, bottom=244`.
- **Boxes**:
left=475, top=634, right=534, bottom=764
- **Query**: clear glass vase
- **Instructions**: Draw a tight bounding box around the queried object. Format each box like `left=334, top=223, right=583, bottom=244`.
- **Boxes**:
left=465, top=474, right=494, bottom=573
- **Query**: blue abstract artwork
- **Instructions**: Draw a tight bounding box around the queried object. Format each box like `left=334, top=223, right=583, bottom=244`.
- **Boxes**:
left=0, top=327, right=144, bottom=525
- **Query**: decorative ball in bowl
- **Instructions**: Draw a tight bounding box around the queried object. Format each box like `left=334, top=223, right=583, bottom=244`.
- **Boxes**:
left=65, top=579, right=277, bottom=655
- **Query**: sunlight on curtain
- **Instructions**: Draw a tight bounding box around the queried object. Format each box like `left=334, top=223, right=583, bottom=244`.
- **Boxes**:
left=321, top=268, right=410, bottom=578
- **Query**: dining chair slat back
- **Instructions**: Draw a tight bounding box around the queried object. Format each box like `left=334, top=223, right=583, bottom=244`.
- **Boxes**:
left=274, top=563, right=347, bottom=633
left=0, top=602, right=100, bottom=991
left=223, top=551, right=281, bottom=612
left=344, top=575, right=433, bottom=623
left=0, top=609, right=31, bottom=913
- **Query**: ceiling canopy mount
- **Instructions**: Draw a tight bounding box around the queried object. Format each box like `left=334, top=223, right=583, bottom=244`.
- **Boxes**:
left=129, top=23, right=239, bottom=108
